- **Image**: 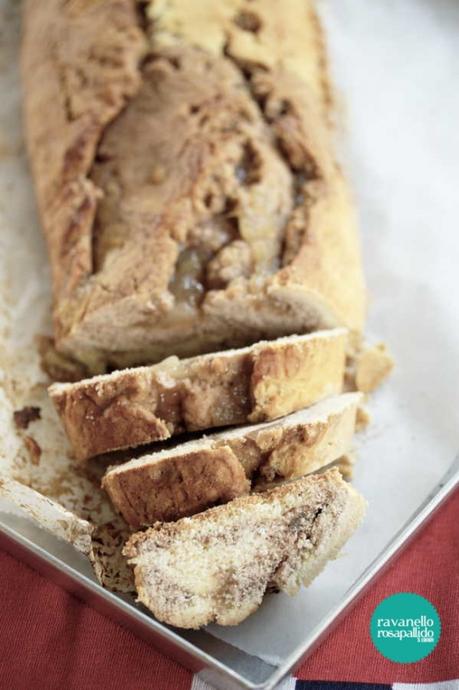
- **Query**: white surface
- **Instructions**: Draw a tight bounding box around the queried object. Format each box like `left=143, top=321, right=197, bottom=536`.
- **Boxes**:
left=0, top=0, right=458, bottom=669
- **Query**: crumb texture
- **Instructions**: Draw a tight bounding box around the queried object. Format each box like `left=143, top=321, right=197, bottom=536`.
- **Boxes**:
left=49, top=330, right=346, bottom=460
left=123, top=469, right=366, bottom=628
left=103, top=393, right=360, bottom=528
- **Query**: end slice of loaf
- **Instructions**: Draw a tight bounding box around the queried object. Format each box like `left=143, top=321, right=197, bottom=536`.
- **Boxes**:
left=49, top=329, right=347, bottom=461
left=103, top=393, right=361, bottom=527
left=123, top=469, right=366, bottom=628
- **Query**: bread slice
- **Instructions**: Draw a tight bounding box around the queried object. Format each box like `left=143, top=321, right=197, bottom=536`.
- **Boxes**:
left=123, top=469, right=366, bottom=628
left=22, top=0, right=365, bottom=374
left=103, top=393, right=361, bottom=527
left=49, top=329, right=347, bottom=461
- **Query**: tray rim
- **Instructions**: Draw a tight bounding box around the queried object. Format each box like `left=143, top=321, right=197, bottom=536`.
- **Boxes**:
left=1, top=456, right=458, bottom=690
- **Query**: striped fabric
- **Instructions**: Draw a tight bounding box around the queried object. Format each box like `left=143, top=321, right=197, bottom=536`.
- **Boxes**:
left=191, top=678, right=459, bottom=690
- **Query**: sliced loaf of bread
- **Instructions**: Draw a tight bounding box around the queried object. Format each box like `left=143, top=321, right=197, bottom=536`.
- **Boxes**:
left=50, top=329, right=346, bottom=460
left=103, top=393, right=361, bottom=527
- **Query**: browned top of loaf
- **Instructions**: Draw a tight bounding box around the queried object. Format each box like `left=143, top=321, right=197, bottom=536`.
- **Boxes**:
left=21, top=0, right=146, bottom=319
left=22, top=0, right=365, bottom=372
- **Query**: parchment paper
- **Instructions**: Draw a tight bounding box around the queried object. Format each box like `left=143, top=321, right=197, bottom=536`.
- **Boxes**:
left=0, top=0, right=458, bottom=667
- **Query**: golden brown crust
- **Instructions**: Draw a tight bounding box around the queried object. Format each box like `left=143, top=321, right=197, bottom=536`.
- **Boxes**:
left=103, top=446, right=250, bottom=527
left=250, top=329, right=347, bottom=421
left=49, top=330, right=346, bottom=461
left=103, top=393, right=360, bottom=528
left=23, top=0, right=365, bottom=373
left=123, top=469, right=366, bottom=628
left=21, top=0, right=146, bottom=329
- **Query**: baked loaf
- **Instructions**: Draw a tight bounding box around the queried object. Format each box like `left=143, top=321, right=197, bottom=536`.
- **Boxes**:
left=49, top=329, right=347, bottom=461
left=103, top=393, right=361, bottom=527
left=123, top=469, right=366, bottom=628
left=22, top=0, right=365, bottom=373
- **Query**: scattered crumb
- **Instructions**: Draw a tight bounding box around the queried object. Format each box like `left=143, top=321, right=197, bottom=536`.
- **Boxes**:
left=355, top=343, right=394, bottom=393
left=345, top=341, right=394, bottom=394
left=356, top=405, right=371, bottom=432
left=336, top=454, right=355, bottom=480
left=23, top=435, right=42, bottom=465
left=13, top=405, right=41, bottom=430
left=344, top=355, right=357, bottom=393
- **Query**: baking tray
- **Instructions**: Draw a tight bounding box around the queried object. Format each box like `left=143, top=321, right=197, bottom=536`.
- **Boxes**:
left=2, top=456, right=457, bottom=690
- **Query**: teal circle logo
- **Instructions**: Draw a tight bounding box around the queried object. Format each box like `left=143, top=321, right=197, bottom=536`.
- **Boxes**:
left=370, top=593, right=441, bottom=663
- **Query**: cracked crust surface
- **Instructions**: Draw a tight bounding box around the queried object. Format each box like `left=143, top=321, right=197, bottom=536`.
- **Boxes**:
left=22, top=0, right=365, bottom=373
left=103, top=392, right=361, bottom=527
left=123, top=469, right=366, bottom=628
left=21, top=0, right=146, bottom=332
left=49, top=329, right=347, bottom=461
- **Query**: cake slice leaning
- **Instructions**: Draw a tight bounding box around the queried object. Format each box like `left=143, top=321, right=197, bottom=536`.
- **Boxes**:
left=49, top=328, right=347, bottom=461
left=103, top=392, right=361, bottom=527
left=123, top=469, right=366, bottom=628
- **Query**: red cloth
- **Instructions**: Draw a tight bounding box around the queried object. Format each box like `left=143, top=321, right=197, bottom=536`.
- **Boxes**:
left=297, top=488, right=459, bottom=684
left=0, top=490, right=458, bottom=690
